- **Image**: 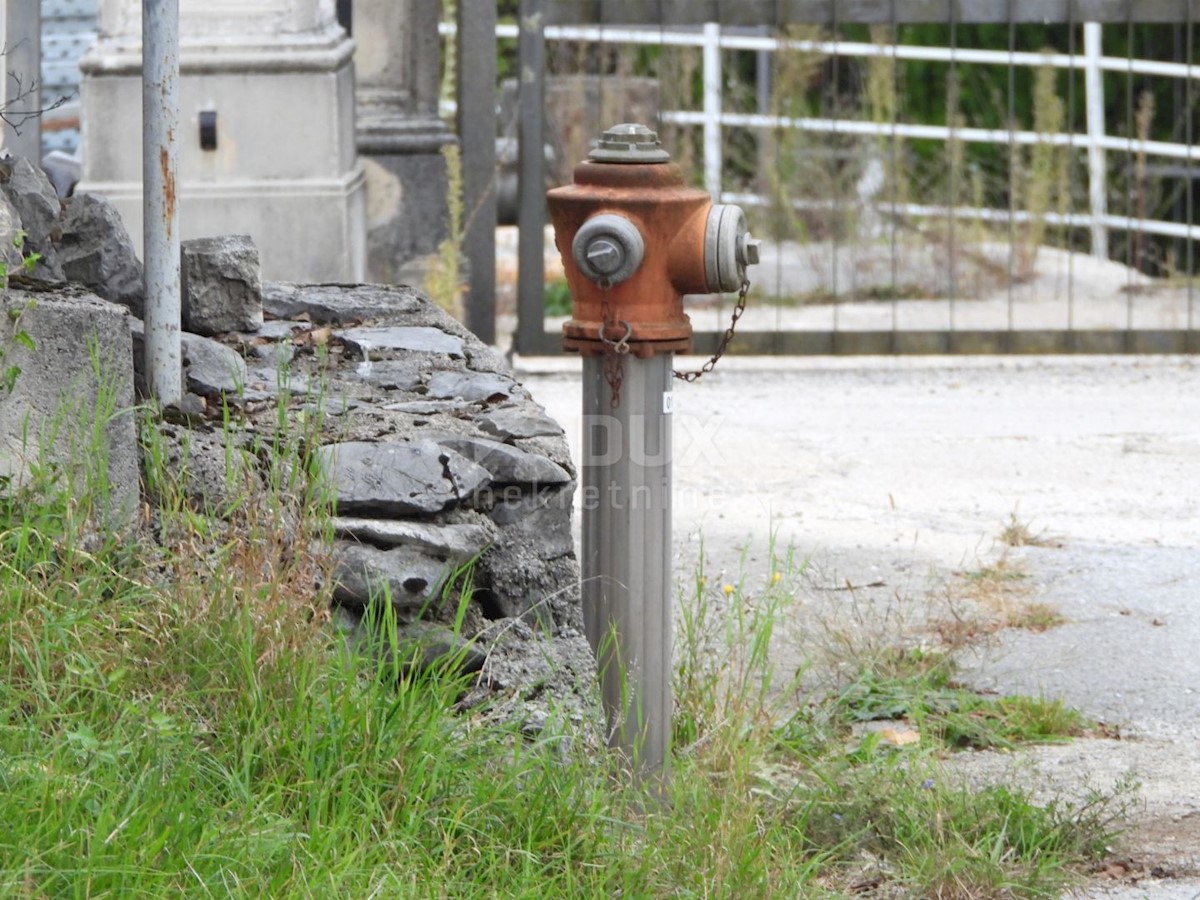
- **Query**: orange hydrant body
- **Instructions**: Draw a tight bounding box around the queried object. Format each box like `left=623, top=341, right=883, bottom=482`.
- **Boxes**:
left=548, top=160, right=712, bottom=357
left=548, top=123, right=759, bottom=358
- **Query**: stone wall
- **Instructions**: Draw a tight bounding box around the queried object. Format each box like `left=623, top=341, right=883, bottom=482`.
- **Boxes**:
left=0, top=156, right=597, bottom=738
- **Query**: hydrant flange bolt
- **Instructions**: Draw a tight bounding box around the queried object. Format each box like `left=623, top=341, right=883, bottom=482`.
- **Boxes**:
left=572, top=213, right=645, bottom=286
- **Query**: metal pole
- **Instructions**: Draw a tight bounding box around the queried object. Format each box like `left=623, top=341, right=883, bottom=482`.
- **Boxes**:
left=457, top=0, right=497, bottom=345
left=516, top=0, right=548, bottom=356
left=0, top=0, right=42, bottom=162
left=581, top=354, right=673, bottom=777
left=143, top=0, right=182, bottom=406
left=702, top=21, right=722, bottom=198
left=1084, top=21, right=1109, bottom=259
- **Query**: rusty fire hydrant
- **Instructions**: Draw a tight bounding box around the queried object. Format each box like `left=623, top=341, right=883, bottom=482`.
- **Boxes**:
left=546, top=124, right=760, bottom=779
left=547, top=122, right=760, bottom=359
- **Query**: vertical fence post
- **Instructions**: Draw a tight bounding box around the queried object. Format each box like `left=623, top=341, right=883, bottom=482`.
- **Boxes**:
left=702, top=21, right=722, bottom=199
left=1084, top=21, right=1109, bottom=260
left=0, top=0, right=42, bottom=162
left=516, top=0, right=547, bottom=354
left=457, top=0, right=497, bottom=345
left=143, top=0, right=182, bottom=406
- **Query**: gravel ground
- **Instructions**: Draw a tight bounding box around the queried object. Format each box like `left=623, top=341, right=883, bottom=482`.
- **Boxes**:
left=515, top=352, right=1200, bottom=897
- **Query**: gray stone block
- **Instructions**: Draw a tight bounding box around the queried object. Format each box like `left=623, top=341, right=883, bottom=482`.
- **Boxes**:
left=0, top=290, right=137, bottom=527
left=348, top=356, right=427, bottom=391
left=129, top=319, right=248, bottom=400
left=337, top=324, right=464, bottom=358
left=262, top=282, right=423, bottom=325
left=181, top=234, right=264, bottom=336
left=336, top=609, right=487, bottom=681
left=475, top=405, right=565, bottom=440
left=426, top=370, right=520, bottom=402
left=490, top=484, right=576, bottom=560
left=0, top=158, right=64, bottom=281
left=332, top=540, right=454, bottom=617
left=330, top=516, right=494, bottom=560
left=381, top=398, right=471, bottom=415
left=147, top=424, right=260, bottom=513
left=437, top=435, right=571, bottom=487
left=58, top=193, right=144, bottom=317
left=318, top=439, right=490, bottom=517
left=182, top=332, right=249, bottom=398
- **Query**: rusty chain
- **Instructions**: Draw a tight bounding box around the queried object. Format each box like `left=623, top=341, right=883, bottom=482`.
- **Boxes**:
left=596, top=277, right=751, bottom=405
left=597, top=280, right=630, bottom=408
left=673, top=277, right=750, bottom=383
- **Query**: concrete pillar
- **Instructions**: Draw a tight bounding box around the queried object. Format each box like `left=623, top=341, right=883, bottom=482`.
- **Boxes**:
left=354, top=0, right=457, bottom=285
left=77, top=0, right=367, bottom=283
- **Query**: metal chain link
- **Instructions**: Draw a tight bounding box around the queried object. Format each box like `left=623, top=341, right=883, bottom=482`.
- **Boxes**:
left=597, top=281, right=630, bottom=407
left=596, top=277, right=751, bottom=403
left=673, top=277, right=751, bottom=383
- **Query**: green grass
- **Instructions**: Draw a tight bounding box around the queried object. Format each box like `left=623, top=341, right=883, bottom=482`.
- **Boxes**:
left=831, top=647, right=1087, bottom=751
left=0, top=381, right=1127, bottom=897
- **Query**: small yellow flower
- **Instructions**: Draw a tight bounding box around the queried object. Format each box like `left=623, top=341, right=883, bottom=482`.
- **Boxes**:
left=722, top=584, right=734, bottom=596
left=771, top=572, right=782, bottom=585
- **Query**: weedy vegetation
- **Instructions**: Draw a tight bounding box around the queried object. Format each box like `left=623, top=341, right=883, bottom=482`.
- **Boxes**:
left=0, top=362, right=1126, bottom=897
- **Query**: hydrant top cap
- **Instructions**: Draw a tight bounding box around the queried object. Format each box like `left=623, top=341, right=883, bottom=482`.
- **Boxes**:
left=588, top=123, right=671, bottom=164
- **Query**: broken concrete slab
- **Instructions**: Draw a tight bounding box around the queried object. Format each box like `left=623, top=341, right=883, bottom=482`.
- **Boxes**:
left=489, top=485, right=576, bottom=561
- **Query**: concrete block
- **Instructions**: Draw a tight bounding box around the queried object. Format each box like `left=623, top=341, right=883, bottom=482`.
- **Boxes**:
left=181, top=234, right=263, bottom=336
left=0, top=289, right=138, bottom=527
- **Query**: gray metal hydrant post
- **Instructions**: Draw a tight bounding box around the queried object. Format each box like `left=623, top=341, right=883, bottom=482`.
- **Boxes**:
left=547, top=124, right=759, bottom=778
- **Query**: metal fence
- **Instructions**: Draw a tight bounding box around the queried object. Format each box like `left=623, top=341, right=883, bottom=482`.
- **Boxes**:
left=490, top=0, right=1200, bottom=355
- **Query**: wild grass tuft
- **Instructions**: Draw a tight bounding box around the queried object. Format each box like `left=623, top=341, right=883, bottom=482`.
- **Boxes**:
left=999, top=511, right=1062, bottom=549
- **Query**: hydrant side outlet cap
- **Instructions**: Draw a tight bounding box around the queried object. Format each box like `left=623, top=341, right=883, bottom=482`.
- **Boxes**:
left=704, top=204, right=759, bottom=293
left=572, top=214, right=646, bottom=285
left=589, top=123, right=672, bottom=164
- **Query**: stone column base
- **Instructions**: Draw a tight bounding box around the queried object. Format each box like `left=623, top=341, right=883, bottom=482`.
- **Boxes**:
left=78, top=27, right=366, bottom=283
left=78, top=170, right=367, bottom=283
left=358, top=115, right=457, bottom=285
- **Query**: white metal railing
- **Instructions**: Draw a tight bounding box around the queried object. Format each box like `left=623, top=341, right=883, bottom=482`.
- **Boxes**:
left=440, top=20, right=1200, bottom=259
